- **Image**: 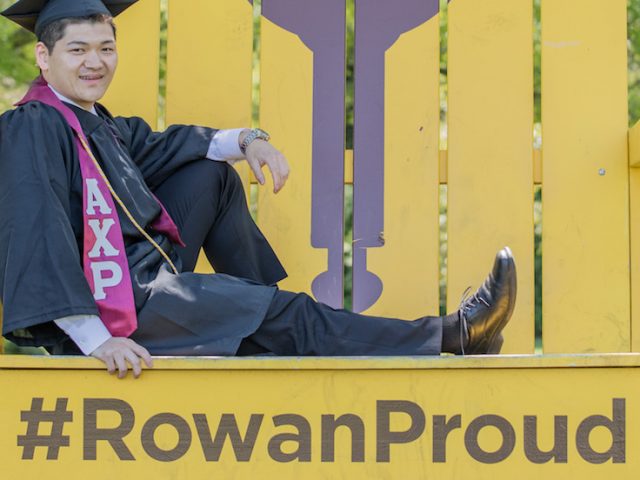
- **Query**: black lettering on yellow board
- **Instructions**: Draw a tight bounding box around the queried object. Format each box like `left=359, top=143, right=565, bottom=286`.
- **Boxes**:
left=141, top=413, right=192, bottom=462
left=17, top=398, right=73, bottom=461
left=83, top=399, right=135, bottom=461
left=70, top=397, right=627, bottom=465
left=192, top=413, right=264, bottom=462
left=464, top=415, right=516, bottom=464
left=432, top=414, right=462, bottom=463
left=576, top=398, right=625, bottom=464
left=268, top=414, right=312, bottom=462
left=524, top=416, right=568, bottom=463
left=321, top=414, right=365, bottom=462
left=376, top=400, right=426, bottom=463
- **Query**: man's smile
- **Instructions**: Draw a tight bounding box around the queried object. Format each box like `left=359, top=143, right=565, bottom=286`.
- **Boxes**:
left=79, top=74, right=105, bottom=81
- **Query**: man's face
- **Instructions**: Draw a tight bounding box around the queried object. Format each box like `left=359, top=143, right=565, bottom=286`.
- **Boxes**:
left=36, top=21, right=117, bottom=110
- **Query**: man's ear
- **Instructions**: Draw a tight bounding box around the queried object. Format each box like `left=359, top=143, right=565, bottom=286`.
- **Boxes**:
left=35, top=42, right=50, bottom=72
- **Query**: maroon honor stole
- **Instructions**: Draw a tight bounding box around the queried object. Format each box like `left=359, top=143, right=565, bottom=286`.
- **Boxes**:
left=17, top=77, right=183, bottom=337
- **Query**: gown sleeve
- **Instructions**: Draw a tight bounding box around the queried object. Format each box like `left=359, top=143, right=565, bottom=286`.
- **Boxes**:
left=0, top=103, right=98, bottom=340
left=113, top=115, right=218, bottom=190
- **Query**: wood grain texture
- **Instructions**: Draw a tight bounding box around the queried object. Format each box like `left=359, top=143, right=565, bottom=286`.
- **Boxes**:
left=542, top=0, right=630, bottom=353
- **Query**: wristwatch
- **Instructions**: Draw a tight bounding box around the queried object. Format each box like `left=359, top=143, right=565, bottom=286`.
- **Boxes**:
left=240, top=128, right=271, bottom=154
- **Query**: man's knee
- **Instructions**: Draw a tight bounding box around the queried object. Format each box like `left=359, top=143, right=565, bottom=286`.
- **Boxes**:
left=180, top=160, right=240, bottom=201
left=198, top=160, right=244, bottom=194
left=223, top=161, right=244, bottom=192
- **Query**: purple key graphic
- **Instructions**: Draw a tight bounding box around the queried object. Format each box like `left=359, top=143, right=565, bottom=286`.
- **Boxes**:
left=258, top=0, right=347, bottom=308
left=252, top=0, right=439, bottom=311
left=352, top=0, right=439, bottom=312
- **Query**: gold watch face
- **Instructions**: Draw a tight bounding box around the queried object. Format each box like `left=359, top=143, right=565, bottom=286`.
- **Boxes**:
left=255, top=128, right=271, bottom=141
left=242, top=129, right=271, bottom=154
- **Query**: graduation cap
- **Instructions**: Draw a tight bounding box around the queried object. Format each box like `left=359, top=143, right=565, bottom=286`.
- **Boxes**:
left=1, top=0, right=138, bottom=37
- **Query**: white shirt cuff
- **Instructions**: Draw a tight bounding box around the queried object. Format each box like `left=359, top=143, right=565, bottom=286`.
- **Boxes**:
left=207, top=128, right=246, bottom=162
left=54, top=315, right=112, bottom=355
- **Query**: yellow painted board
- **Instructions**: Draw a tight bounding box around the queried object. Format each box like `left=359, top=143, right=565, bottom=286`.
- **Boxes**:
left=2, top=361, right=640, bottom=477
left=534, top=149, right=542, bottom=184
left=447, top=0, right=534, bottom=353
left=345, top=150, right=354, bottom=184
left=101, top=0, right=160, bottom=128
left=430, top=149, right=540, bottom=185
left=364, top=16, right=441, bottom=319
left=440, top=150, right=448, bottom=184
left=631, top=122, right=640, bottom=350
left=631, top=167, right=640, bottom=352
left=193, top=251, right=214, bottom=274
left=6, top=353, right=640, bottom=370
left=433, top=149, right=540, bottom=185
left=257, top=17, right=324, bottom=296
left=164, top=0, right=254, bottom=186
left=165, top=0, right=253, bottom=129
left=541, top=0, right=630, bottom=353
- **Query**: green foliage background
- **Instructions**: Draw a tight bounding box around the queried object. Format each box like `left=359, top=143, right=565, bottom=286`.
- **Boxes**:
left=630, top=0, right=640, bottom=123
left=0, top=0, right=38, bottom=110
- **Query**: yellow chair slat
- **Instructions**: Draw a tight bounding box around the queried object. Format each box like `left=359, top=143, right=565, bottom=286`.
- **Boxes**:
left=257, top=16, right=325, bottom=297
left=446, top=0, right=535, bottom=353
left=165, top=0, right=253, bottom=129
left=101, top=0, right=160, bottom=127
left=364, top=15, right=441, bottom=319
left=541, top=0, right=630, bottom=353
left=629, top=121, right=640, bottom=352
left=166, top=0, right=255, bottom=274
left=631, top=165, right=640, bottom=352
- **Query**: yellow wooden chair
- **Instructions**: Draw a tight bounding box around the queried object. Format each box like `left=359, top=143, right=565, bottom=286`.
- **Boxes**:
left=2, top=0, right=639, bottom=477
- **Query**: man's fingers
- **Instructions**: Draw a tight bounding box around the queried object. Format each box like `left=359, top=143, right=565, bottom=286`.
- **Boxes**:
left=91, top=338, right=152, bottom=378
left=104, top=355, right=116, bottom=375
left=130, top=341, right=154, bottom=369
left=281, top=159, right=290, bottom=180
left=274, top=155, right=289, bottom=193
left=245, top=142, right=290, bottom=191
left=113, top=351, right=128, bottom=379
left=123, top=350, right=142, bottom=378
left=248, top=158, right=266, bottom=185
left=266, top=154, right=290, bottom=193
left=265, top=159, right=282, bottom=193
left=274, top=157, right=286, bottom=192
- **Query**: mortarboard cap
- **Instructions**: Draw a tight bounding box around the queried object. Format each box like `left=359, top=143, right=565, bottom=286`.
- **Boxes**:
left=1, top=0, right=138, bottom=37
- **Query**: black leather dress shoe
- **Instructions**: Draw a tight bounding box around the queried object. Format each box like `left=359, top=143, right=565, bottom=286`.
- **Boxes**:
left=459, top=247, right=517, bottom=354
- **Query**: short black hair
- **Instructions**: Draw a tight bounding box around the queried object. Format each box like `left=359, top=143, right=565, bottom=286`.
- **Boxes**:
left=38, top=14, right=116, bottom=52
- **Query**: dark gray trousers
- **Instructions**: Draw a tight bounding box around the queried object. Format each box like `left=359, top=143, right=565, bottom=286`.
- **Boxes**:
left=152, top=160, right=443, bottom=356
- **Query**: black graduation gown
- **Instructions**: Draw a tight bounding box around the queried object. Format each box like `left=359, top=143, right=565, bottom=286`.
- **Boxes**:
left=0, top=101, right=276, bottom=354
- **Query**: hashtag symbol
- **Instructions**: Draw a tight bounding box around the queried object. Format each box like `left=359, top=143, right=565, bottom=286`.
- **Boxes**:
left=17, top=398, right=73, bottom=460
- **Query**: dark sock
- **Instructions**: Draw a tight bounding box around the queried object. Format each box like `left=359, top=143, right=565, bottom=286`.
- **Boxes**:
left=441, top=311, right=467, bottom=354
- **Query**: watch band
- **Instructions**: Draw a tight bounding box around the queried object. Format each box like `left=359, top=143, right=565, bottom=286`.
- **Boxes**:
left=240, top=128, right=271, bottom=154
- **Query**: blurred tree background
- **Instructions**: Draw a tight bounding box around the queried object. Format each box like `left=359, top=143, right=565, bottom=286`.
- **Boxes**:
left=630, top=0, right=640, bottom=122
left=1, top=0, right=639, bottom=351
left=0, top=0, right=38, bottom=110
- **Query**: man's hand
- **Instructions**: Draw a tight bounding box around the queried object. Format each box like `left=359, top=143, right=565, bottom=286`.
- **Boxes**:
left=91, top=337, right=153, bottom=379
left=242, top=134, right=290, bottom=193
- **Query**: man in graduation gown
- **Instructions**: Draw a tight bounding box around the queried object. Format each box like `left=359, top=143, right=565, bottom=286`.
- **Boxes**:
left=0, top=0, right=517, bottom=378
